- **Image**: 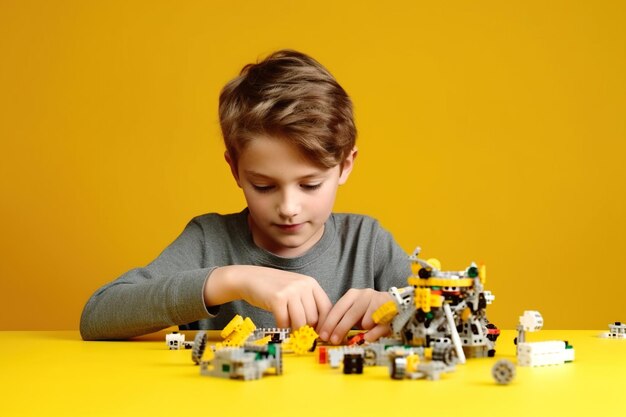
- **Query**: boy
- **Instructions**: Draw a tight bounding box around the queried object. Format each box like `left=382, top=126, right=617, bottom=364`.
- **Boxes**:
left=80, top=50, right=411, bottom=344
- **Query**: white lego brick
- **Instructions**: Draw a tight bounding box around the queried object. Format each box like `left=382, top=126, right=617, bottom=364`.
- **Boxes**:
left=166, top=332, right=186, bottom=349
left=328, top=348, right=344, bottom=368
left=517, top=341, right=568, bottom=367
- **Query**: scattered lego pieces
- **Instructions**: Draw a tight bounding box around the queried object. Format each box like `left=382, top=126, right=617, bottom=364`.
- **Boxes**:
left=599, top=321, right=626, bottom=339
left=199, top=344, right=283, bottom=380
left=388, top=347, right=455, bottom=381
left=251, top=327, right=290, bottom=344
left=515, top=311, right=575, bottom=367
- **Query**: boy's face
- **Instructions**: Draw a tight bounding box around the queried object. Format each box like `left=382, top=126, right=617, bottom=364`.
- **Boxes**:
left=226, top=135, right=356, bottom=258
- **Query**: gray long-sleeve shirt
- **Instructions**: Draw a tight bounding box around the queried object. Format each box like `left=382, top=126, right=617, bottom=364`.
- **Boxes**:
left=80, top=209, right=411, bottom=340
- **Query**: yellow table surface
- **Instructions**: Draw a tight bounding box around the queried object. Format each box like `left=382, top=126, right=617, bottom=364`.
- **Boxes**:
left=1, top=330, right=624, bottom=417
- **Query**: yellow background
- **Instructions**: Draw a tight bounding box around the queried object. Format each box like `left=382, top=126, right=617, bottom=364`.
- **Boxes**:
left=1, top=0, right=624, bottom=331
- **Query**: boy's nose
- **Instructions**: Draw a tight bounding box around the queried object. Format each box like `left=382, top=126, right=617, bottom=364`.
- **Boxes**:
left=277, top=190, right=301, bottom=218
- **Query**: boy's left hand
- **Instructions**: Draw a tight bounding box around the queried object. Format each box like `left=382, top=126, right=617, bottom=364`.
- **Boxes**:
left=316, top=288, right=392, bottom=345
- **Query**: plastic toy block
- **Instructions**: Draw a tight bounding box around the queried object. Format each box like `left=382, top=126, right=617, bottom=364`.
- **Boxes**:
left=218, top=315, right=256, bottom=348
left=328, top=347, right=344, bottom=368
left=343, top=350, right=365, bottom=374
left=517, top=341, right=573, bottom=367
left=318, top=346, right=327, bottom=364
left=372, top=300, right=398, bottom=325
left=221, top=314, right=244, bottom=338
left=414, top=287, right=432, bottom=313
left=166, top=332, right=186, bottom=350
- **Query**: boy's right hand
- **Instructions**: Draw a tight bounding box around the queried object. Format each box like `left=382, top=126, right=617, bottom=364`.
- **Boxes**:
left=204, top=265, right=332, bottom=330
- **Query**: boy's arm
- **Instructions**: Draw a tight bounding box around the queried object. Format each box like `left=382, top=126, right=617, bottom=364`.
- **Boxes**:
left=203, top=265, right=332, bottom=330
left=80, top=218, right=333, bottom=340
left=80, top=219, right=213, bottom=340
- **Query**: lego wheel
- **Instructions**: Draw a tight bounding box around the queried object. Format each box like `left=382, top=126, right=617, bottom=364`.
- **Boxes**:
left=192, top=331, right=208, bottom=365
left=492, top=359, right=515, bottom=385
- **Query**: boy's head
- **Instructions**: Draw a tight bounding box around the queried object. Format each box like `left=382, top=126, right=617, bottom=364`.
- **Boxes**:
left=218, top=50, right=358, bottom=257
left=219, top=49, right=357, bottom=171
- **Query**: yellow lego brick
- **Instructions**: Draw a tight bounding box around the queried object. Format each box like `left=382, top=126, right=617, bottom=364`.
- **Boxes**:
left=406, top=353, right=420, bottom=373
left=480, top=265, right=487, bottom=285
left=372, top=300, right=398, bottom=324
left=221, top=314, right=244, bottom=339
left=414, top=287, right=431, bottom=313
left=424, top=347, right=432, bottom=359
left=430, top=294, right=443, bottom=307
left=242, top=317, right=256, bottom=333
left=221, top=315, right=256, bottom=347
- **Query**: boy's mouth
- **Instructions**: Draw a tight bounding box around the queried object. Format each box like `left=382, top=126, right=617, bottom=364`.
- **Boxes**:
left=275, top=223, right=304, bottom=233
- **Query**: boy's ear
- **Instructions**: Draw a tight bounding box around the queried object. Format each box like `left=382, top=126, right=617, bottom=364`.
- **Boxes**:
left=338, top=147, right=358, bottom=185
left=224, top=151, right=242, bottom=187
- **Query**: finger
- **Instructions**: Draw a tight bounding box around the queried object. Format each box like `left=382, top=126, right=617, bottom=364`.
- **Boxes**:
left=364, top=323, right=391, bottom=343
left=317, top=291, right=356, bottom=341
left=273, top=301, right=290, bottom=329
left=361, top=291, right=392, bottom=329
left=301, top=291, right=319, bottom=328
left=360, top=304, right=377, bottom=329
left=329, top=299, right=368, bottom=344
left=312, top=286, right=332, bottom=333
left=287, top=298, right=307, bottom=330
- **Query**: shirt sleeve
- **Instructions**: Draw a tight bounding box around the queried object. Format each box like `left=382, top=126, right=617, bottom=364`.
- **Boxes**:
left=80, top=218, right=216, bottom=340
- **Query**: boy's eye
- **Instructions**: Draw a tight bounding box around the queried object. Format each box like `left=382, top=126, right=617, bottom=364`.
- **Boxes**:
left=252, top=185, right=274, bottom=193
left=301, top=183, right=322, bottom=191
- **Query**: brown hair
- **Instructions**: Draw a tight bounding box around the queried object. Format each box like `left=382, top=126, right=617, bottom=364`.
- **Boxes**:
left=219, top=50, right=356, bottom=169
